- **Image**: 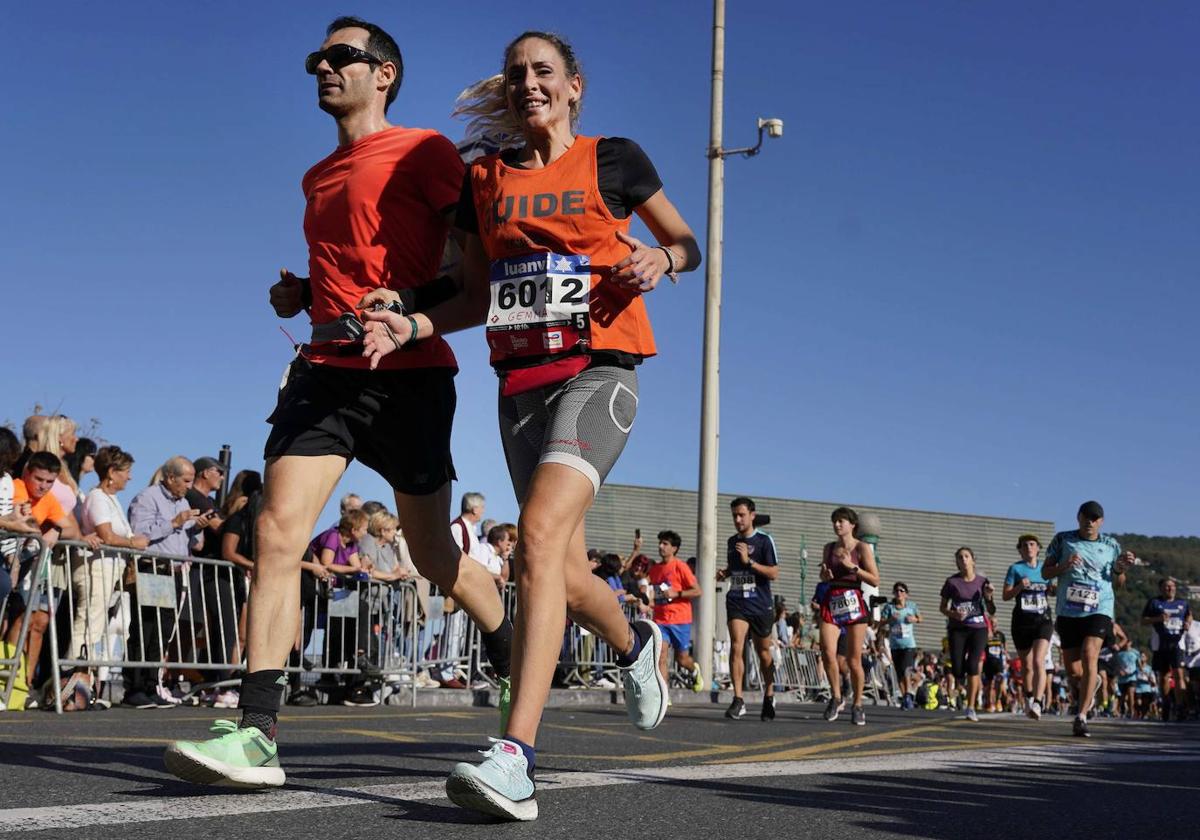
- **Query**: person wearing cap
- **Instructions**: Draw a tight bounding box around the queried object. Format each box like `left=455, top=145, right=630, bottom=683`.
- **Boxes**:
left=186, top=457, right=227, bottom=559
left=1003, top=534, right=1055, bottom=720
left=1042, top=501, right=1135, bottom=737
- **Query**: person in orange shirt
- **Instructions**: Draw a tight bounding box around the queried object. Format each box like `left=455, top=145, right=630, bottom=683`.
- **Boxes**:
left=5, top=452, right=97, bottom=702
left=648, top=530, right=703, bottom=692
left=164, top=15, right=513, bottom=790
left=359, top=30, right=701, bottom=820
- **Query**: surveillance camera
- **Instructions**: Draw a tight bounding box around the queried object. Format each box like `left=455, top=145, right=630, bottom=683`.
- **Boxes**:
left=759, top=117, right=784, bottom=138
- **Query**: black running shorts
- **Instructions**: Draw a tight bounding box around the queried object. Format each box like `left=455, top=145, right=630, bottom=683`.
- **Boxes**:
left=726, top=605, right=774, bottom=640
left=1011, top=619, right=1054, bottom=652
left=1054, top=615, right=1113, bottom=652
left=892, top=647, right=917, bottom=676
left=264, top=356, right=457, bottom=495
left=1152, top=645, right=1185, bottom=673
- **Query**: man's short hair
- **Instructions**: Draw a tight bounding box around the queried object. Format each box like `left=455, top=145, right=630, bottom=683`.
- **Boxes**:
left=487, top=523, right=513, bottom=546
left=361, top=500, right=388, bottom=517
left=730, top=496, right=755, bottom=512
left=24, top=450, right=61, bottom=476
left=461, top=492, right=485, bottom=514
left=657, top=530, right=682, bottom=550
left=326, top=16, right=404, bottom=111
left=161, top=456, right=192, bottom=479
left=1016, top=533, right=1041, bottom=549
left=340, top=493, right=363, bottom=514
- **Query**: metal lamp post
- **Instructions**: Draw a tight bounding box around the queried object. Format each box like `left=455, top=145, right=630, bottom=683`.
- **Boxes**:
left=694, top=0, right=785, bottom=691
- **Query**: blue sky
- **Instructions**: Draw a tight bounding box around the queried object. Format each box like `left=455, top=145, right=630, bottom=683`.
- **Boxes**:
left=3, top=2, right=1196, bottom=539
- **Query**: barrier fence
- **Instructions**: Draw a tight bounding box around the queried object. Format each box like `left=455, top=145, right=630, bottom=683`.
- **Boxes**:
left=1, top=532, right=899, bottom=713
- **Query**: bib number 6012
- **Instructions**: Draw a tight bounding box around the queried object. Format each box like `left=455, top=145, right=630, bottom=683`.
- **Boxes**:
left=495, top=276, right=586, bottom=311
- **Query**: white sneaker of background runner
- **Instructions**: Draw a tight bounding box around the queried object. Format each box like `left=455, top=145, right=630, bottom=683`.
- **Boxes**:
left=622, top=620, right=668, bottom=730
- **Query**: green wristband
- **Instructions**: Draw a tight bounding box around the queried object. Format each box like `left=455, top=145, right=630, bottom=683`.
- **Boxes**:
left=405, top=316, right=419, bottom=345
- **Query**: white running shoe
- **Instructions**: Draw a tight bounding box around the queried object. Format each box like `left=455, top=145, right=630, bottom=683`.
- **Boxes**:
left=622, top=620, right=668, bottom=730
left=446, top=738, right=537, bottom=821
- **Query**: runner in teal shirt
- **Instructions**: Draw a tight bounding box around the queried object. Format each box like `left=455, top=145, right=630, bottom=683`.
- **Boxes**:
left=1042, top=501, right=1134, bottom=738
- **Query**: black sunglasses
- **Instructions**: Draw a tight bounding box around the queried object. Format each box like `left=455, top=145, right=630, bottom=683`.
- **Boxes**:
left=305, top=44, right=382, bottom=75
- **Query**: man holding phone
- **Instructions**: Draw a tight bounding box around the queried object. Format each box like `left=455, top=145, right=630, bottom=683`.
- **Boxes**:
left=124, top=456, right=207, bottom=708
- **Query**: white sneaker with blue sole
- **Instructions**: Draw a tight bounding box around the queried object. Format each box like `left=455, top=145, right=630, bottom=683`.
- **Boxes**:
left=623, top=619, right=668, bottom=730
left=445, top=738, right=538, bottom=821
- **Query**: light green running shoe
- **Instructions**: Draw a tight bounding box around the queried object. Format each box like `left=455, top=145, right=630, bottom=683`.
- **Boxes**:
left=163, top=719, right=285, bottom=788
left=622, top=619, right=668, bottom=730
left=690, top=663, right=705, bottom=693
left=497, top=676, right=512, bottom=737
left=446, top=738, right=537, bottom=821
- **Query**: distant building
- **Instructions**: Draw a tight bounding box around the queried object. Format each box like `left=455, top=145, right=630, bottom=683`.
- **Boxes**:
left=586, top=483, right=1053, bottom=652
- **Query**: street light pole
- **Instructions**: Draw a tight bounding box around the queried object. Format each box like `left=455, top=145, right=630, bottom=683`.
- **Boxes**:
left=695, top=0, right=784, bottom=690
left=694, top=0, right=727, bottom=693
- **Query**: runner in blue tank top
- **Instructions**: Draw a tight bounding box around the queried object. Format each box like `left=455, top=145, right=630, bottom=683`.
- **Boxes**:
left=1002, top=534, right=1055, bottom=719
left=1042, top=500, right=1134, bottom=737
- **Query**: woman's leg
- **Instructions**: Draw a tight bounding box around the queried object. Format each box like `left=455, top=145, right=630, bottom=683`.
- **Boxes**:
left=504, top=463, right=593, bottom=747
left=819, top=622, right=842, bottom=702
left=845, top=623, right=866, bottom=706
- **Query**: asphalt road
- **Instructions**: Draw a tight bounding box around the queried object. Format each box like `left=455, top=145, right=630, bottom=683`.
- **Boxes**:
left=2, top=698, right=1197, bottom=838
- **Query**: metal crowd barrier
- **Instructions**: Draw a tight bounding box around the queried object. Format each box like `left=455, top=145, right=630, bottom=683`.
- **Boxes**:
left=1, top=532, right=50, bottom=710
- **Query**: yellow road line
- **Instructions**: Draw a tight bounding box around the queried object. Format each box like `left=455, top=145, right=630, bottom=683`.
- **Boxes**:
left=710, top=720, right=959, bottom=763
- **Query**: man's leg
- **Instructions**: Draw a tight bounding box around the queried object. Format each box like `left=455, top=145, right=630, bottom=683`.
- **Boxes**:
left=754, top=634, right=775, bottom=697
left=728, top=619, right=750, bottom=699
left=1077, top=636, right=1103, bottom=717
left=394, top=484, right=505, bottom=636
left=245, top=455, right=346, bottom=673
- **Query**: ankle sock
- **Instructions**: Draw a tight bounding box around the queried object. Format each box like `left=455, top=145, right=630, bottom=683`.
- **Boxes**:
left=615, top=621, right=651, bottom=667
left=505, top=735, right=536, bottom=779
left=238, top=669, right=286, bottom=740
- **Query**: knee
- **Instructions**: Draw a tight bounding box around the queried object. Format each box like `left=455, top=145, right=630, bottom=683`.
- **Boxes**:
left=254, top=508, right=305, bottom=566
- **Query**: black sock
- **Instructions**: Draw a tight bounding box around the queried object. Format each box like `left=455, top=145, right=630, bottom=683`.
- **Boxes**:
left=238, top=669, right=287, bottom=740
left=615, top=621, right=651, bottom=667
left=480, top=618, right=514, bottom=679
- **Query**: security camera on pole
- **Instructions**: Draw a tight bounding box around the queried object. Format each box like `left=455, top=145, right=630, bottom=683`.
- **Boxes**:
left=694, top=0, right=785, bottom=694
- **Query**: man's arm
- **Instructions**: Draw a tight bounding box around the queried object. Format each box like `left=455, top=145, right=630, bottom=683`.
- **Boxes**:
left=129, top=492, right=177, bottom=543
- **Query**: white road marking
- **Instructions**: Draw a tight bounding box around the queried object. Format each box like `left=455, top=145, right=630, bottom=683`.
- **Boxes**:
left=1, top=742, right=1196, bottom=832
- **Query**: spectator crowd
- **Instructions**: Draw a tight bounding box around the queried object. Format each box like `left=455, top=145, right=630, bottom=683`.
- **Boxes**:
left=3, top=413, right=1196, bottom=727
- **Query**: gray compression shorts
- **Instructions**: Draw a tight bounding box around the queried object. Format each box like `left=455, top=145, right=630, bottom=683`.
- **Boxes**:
left=498, top=364, right=638, bottom=500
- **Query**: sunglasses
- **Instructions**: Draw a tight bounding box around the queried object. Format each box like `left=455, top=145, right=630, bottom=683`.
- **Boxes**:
left=305, top=43, right=382, bottom=75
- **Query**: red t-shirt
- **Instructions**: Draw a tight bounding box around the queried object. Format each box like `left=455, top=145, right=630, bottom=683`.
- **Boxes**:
left=302, top=126, right=464, bottom=370
left=648, top=557, right=697, bottom=626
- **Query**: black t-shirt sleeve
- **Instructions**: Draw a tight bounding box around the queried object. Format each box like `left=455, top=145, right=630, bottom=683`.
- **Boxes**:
left=597, top=137, right=663, bottom=219
left=455, top=171, right=479, bottom=235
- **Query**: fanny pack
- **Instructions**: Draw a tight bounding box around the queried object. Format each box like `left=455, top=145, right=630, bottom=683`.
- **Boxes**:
left=499, top=355, right=591, bottom=397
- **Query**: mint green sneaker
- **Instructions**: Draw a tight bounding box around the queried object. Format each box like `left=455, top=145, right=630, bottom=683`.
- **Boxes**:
left=690, top=663, right=705, bottom=693
left=163, top=719, right=285, bottom=788
left=446, top=738, right=537, bottom=821
left=622, top=619, right=668, bottom=730
left=497, top=676, right=512, bottom=737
